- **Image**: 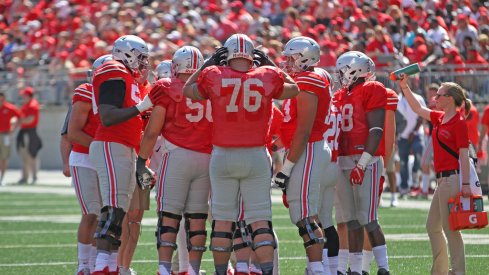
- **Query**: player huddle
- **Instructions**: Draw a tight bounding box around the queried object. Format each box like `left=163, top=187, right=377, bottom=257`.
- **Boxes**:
left=62, top=33, right=396, bottom=275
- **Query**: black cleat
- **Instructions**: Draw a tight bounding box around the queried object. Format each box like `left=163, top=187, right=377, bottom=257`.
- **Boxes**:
left=377, top=268, right=390, bottom=275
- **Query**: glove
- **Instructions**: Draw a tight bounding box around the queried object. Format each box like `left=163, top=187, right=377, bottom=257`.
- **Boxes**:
left=273, top=171, right=290, bottom=191
left=253, top=48, right=277, bottom=67
left=136, top=156, right=156, bottom=190
left=201, top=47, right=228, bottom=70
left=136, top=95, right=153, bottom=113
left=350, top=164, right=365, bottom=185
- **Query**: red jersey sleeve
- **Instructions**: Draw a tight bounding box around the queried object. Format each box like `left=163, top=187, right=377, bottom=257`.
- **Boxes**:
left=295, top=71, right=329, bottom=97
left=263, top=66, right=285, bottom=99
left=270, top=105, right=284, bottom=137
left=94, top=61, right=131, bottom=83
left=72, top=83, right=93, bottom=104
left=481, top=105, right=489, bottom=127
left=150, top=79, right=173, bottom=109
left=430, top=110, right=444, bottom=126
left=363, top=81, right=387, bottom=112
left=197, top=66, right=220, bottom=99
left=385, top=88, right=398, bottom=111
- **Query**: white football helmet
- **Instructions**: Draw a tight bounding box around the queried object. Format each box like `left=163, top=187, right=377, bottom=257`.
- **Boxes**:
left=335, top=51, right=375, bottom=88
left=172, top=46, right=204, bottom=75
left=224, top=33, right=254, bottom=62
left=282, top=36, right=320, bottom=73
left=87, top=54, right=113, bottom=82
left=155, top=60, right=172, bottom=79
left=112, top=35, right=149, bottom=77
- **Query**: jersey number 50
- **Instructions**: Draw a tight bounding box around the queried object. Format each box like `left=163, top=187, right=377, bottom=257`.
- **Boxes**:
left=223, top=78, right=263, bottom=112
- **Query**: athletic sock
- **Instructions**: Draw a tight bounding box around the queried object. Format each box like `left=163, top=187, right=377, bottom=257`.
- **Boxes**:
left=236, top=261, right=249, bottom=273
left=349, top=252, right=363, bottom=274
left=94, top=250, right=110, bottom=272
left=307, top=261, right=324, bottom=274
left=322, top=248, right=331, bottom=274
left=328, top=256, right=338, bottom=275
left=215, top=264, right=228, bottom=275
left=158, top=261, right=172, bottom=275
left=362, top=250, right=374, bottom=273
left=422, top=174, right=430, bottom=194
left=89, top=246, right=97, bottom=272
left=250, top=262, right=262, bottom=274
left=77, top=242, right=91, bottom=271
left=373, top=245, right=389, bottom=271
left=260, top=261, right=274, bottom=275
left=337, top=249, right=349, bottom=274
left=108, top=251, right=118, bottom=272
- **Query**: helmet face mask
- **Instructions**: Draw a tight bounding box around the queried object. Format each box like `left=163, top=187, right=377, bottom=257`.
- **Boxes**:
left=335, top=51, right=375, bottom=88
left=282, top=36, right=320, bottom=74
left=224, top=34, right=254, bottom=62
left=172, top=46, right=204, bottom=76
left=112, top=35, right=149, bottom=78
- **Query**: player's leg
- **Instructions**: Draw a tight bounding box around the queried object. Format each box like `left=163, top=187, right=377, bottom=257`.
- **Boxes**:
left=71, top=166, right=101, bottom=274
left=385, top=150, right=398, bottom=207
left=287, top=142, right=329, bottom=274
left=233, top=195, right=252, bottom=275
left=356, top=160, right=390, bottom=275
left=318, top=161, right=339, bottom=275
left=89, top=142, right=136, bottom=274
left=240, top=146, right=276, bottom=275
left=183, top=150, right=211, bottom=275
left=209, top=147, right=240, bottom=275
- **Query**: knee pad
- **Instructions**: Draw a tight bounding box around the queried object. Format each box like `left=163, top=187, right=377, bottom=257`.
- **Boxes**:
left=155, top=211, right=182, bottom=250
left=365, top=220, right=379, bottom=233
left=346, top=220, right=362, bottom=231
left=184, top=212, right=208, bottom=252
left=232, top=220, right=252, bottom=251
left=248, top=221, right=277, bottom=251
left=323, top=225, right=339, bottom=257
left=209, top=220, right=235, bottom=252
left=94, top=206, right=125, bottom=247
left=297, top=217, right=325, bottom=249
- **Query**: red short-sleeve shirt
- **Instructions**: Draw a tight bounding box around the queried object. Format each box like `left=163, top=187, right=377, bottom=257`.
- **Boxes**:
left=20, top=99, right=40, bottom=129
left=430, top=110, right=469, bottom=172
left=480, top=104, right=489, bottom=137
left=0, top=101, right=22, bottom=132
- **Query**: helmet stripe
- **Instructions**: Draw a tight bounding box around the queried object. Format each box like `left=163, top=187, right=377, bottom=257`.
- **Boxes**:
left=191, top=48, right=197, bottom=69
left=238, top=34, right=244, bottom=53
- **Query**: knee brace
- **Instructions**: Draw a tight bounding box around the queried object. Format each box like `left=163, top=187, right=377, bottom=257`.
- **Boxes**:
left=346, top=220, right=362, bottom=231
left=248, top=221, right=277, bottom=251
left=155, top=211, right=182, bottom=250
left=209, top=220, right=235, bottom=252
left=323, top=225, right=339, bottom=257
left=184, top=212, right=208, bottom=252
left=297, top=217, right=325, bottom=249
left=365, top=220, right=379, bottom=233
left=94, top=206, right=125, bottom=247
left=232, top=220, right=252, bottom=251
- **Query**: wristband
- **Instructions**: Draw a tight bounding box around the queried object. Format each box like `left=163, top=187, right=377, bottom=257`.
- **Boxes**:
left=281, top=159, right=295, bottom=176
left=357, top=152, right=373, bottom=170
left=462, top=182, right=470, bottom=186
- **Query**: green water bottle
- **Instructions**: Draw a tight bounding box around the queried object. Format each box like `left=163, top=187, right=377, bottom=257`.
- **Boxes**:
left=473, top=197, right=484, bottom=212
left=390, top=63, right=421, bottom=80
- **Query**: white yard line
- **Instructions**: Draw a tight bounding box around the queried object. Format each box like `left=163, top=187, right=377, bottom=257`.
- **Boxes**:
left=1, top=254, right=489, bottom=267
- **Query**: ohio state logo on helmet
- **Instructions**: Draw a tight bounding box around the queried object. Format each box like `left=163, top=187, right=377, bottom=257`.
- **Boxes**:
left=224, top=34, right=254, bottom=62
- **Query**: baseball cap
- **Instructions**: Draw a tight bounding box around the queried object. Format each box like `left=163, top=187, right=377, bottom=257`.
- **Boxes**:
left=19, top=87, right=34, bottom=96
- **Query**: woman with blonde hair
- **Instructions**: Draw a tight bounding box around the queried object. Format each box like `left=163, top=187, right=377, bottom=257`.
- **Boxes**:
left=398, top=76, right=472, bottom=275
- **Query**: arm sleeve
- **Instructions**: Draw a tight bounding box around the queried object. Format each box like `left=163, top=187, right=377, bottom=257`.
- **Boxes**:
left=196, top=67, right=214, bottom=100
left=60, top=105, right=72, bottom=136
left=294, top=72, right=327, bottom=96
left=99, top=80, right=125, bottom=108
left=73, top=85, right=93, bottom=104
left=385, top=89, right=398, bottom=111
left=429, top=110, right=444, bottom=125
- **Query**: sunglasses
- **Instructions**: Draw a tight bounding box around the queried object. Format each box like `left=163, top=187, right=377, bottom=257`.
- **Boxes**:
left=434, top=93, right=450, bottom=99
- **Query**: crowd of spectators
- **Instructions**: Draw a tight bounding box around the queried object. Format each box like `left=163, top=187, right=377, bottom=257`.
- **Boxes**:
left=1, top=0, right=489, bottom=103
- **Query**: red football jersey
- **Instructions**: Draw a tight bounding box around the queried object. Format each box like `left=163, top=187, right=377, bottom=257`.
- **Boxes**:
left=338, top=81, right=387, bottom=156
left=324, top=91, right=342, bottom=163
left=376, top=88, right=398, bottom=156
left=71, top=83, right=100, bottom=154
left=267, top=105, right=284, bottom=154
left=197, top=66, right=284, bottom=147
left=280, top=70, right=331, bottom=148
left=92, top=60, right=143, bottom=149
left=152, top=77, right=212, bottom=154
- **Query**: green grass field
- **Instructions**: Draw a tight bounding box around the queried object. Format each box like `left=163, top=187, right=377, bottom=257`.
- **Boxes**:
left=0, top=188, right=488, bottom=275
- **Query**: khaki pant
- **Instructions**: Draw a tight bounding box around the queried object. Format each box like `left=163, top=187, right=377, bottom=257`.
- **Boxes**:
left=19, top=144, right=38, bottom=182
left=426, top=174, right=465, bottom=275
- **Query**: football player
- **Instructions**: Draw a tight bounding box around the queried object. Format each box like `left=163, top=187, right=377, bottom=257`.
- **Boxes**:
left=334, top=51, right=390, bottom=275
left=183, top=33, right=299, bottom=275
left=65, top=54, right=112, bottom=275
left=89, top=35, right=157, bottom=275
left=273, top=36, right=333, bottom=275
left=136, top=46, right=211, bottom=275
